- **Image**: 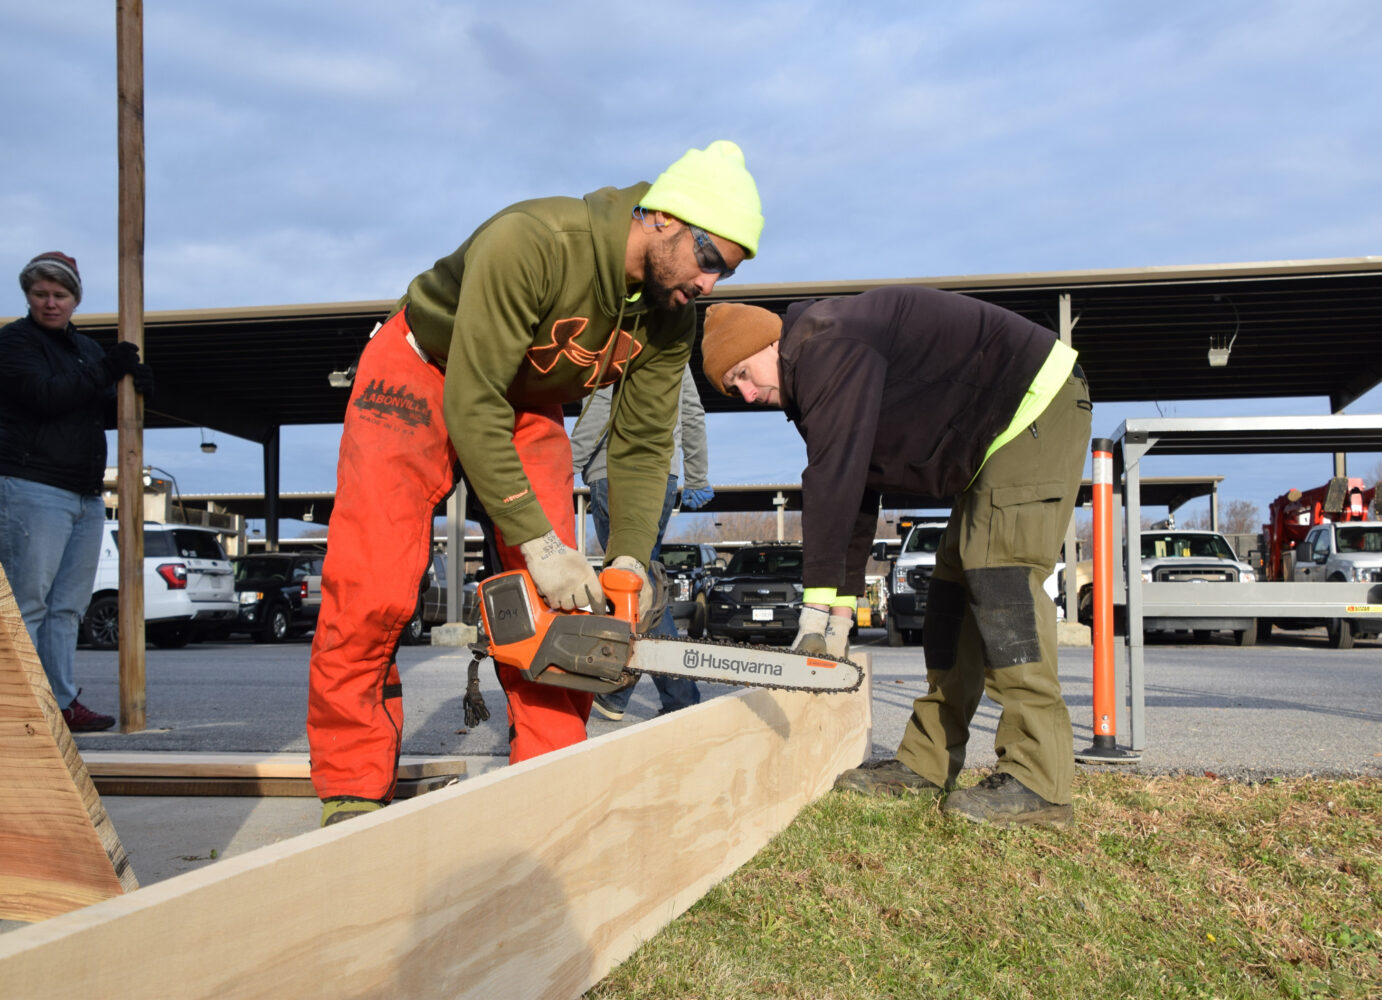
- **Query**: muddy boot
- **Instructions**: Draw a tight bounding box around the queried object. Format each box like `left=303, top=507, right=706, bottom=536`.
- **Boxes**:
left=320, top=797, right=384, bottom=827
left=834, top=759, right=943, bottom=797
left=941, top=772, right=1072, bottom=827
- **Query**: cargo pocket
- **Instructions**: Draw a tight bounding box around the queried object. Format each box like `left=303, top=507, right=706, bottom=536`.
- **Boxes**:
left=988, top=481, right=1066, bottom=570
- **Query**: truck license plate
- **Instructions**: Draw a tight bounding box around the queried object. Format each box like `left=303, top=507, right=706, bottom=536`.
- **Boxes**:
left=752, top=608, right=773, bottom=622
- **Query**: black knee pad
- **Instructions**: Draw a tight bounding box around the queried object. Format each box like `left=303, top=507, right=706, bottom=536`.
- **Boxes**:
left=963, top=566, right=1040, bottom=668
left=922, top=577, right=965, bottom=670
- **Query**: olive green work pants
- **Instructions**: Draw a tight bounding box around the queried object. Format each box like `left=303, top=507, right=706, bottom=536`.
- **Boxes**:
left=895, top=369, right=1091, bottom=804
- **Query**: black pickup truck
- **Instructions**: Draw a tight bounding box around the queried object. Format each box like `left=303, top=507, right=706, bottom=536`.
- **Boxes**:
left=227, top=552, right=324, bottom=643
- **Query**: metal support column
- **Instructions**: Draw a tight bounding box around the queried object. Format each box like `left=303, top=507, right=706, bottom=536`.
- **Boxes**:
left=446, top=482, right=465, bottom=622
left=1114, top=430, right=1149, bottom=751
left=576, top=493, right=588, bottom=554
left=261, top=426, right=280, bottom=552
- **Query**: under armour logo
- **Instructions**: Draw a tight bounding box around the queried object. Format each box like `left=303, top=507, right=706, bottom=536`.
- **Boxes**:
left=527, top=317, right=643, bottom=388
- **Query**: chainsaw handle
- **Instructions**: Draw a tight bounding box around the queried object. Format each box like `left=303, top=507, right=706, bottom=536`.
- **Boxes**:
left=600, top=567, right=642, bottom=626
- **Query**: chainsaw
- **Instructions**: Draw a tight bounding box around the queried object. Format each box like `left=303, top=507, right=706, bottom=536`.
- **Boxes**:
left=468, top=567, right=863, bottom=710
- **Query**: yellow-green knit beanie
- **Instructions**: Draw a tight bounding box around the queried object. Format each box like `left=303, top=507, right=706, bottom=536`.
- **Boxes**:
left=641, top=140, right=764, bottom=258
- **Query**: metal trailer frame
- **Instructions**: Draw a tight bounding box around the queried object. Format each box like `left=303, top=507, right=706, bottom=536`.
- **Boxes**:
left=1112, top=415, right=1382, bottom=751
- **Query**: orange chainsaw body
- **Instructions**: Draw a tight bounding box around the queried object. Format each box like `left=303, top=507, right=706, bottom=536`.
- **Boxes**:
left=478, top=566, right=643, bottom=694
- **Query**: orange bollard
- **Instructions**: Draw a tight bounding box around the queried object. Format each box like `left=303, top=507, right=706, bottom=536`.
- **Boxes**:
left=1076, top=437, right=1139, bottom=763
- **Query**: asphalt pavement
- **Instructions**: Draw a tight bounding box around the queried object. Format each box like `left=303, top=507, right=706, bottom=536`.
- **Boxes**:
left=10, top=624, right=1382, bottom=907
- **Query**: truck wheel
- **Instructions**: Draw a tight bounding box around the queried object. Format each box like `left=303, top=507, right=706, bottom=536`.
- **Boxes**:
left=689, top=593, right=708, bottom=639
left=1233, top=620, right=1257, bottom=647
left=149, top=624, right=193, bottom=649
left=253, top=605, right=291, bottom=644
left=886, top=615, right=904, bottom=647
left=1077, top=587, right=1094, bottom=627
left=1254, top=619, right=1274, bottom=644
left=81, top=595, right=120, bottom=650
left=1326, top=619, right=1355, bottom=650
left=399, top=604, right=425, bottom=646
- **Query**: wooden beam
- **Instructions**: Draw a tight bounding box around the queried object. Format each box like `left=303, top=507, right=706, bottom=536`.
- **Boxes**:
left=81, top=752, right=468, bottom=781
left=0, top=567, right=136, bottom=922
left=0, top=666, right=870, bottom=997
left=88, top=774, right=461, bottom=799
left=115, top=0, right=148, bottom=732
left=81, top=753, right=468, bottom=798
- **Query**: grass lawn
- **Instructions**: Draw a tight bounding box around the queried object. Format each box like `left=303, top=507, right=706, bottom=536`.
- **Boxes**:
left=587, top=772, right=1381, bottom=1000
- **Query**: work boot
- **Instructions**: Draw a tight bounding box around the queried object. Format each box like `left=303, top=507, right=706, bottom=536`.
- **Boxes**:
left=62, top=691, right=115, bottom=733
left=834, top=759, right=943, bottom=797
left=320, top=797, right=384, bottom=827
left=591, top=695, right=625, bottom=722
left=941, top=772, right=1073, bottom=828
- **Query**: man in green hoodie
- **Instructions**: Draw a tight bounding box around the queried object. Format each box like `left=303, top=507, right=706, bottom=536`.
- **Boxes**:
left=308, top=142, right=763, bottom=826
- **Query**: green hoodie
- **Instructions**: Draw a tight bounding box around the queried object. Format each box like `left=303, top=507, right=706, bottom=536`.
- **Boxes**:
left=401, top=182, right=693, bottom=564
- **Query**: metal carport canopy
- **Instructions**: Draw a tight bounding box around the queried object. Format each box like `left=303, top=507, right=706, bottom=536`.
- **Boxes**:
left=179, top=475, right=1224, bottom=526
left=33, top=254, right=1382, bottom=443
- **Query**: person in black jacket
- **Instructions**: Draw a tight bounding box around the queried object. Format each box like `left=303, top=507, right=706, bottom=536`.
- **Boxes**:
left=700, top=287, right=1091, bottom=827
left=0, top=252, right=153, bottom=731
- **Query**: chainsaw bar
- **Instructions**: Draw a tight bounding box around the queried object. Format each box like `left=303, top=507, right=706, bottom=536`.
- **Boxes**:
left=628, top=636, right=864, bottom=694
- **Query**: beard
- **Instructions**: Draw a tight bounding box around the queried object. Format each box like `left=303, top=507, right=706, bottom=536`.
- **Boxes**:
left=639, top=236, right=698, bottom=312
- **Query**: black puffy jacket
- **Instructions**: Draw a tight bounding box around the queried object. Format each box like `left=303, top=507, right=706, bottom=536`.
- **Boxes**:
left=0, top=314, right=116, bottom=495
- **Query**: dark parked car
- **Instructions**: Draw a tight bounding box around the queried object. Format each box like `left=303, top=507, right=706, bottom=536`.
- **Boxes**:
left=301, top=548, right=478, bottom=644
left=657, top=542, right=723, bottom=638
left=228, top=552, right=324, bottom=643
left=705, top=543, right=804, bottom=645
left=401, top=550, right=480, bottom=645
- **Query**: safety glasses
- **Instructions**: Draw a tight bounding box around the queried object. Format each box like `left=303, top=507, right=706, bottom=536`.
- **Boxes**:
left=689, top=226, right=736, bottom=280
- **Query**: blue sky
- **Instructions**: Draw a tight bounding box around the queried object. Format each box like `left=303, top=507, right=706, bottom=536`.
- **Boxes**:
left=4, top=1, right=1380, bottom=526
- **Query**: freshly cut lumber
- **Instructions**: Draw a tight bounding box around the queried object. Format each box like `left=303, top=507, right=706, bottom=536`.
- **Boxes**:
left=0, top=566, right=137, bottom=922
left=83, top=752, right=466, bottom=797
left=0, top=662, right=871, bottom=998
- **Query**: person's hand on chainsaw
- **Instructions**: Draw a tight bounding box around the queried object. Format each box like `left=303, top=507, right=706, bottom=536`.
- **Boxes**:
left=823, top=612, right=852, bottom=659
left=519, top=530, right=604, bottom=611
left=791, top=606, right=830, bottom=655
left=609, top=555, right=658, bottom=631
left=792, top=606, right=853, bottom=658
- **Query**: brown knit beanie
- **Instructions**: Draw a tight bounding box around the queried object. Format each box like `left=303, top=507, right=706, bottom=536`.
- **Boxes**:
left=701, top=303, right=782, bottom=395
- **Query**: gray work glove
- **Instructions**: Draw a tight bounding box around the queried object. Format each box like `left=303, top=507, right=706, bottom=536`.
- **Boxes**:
left=791, top=606, right=829, bottom=655
left=824, top=614, right=852, bottom=659
left=609, top=555, right=654, bottom=627
left=519, top=530, right=603, bottom=611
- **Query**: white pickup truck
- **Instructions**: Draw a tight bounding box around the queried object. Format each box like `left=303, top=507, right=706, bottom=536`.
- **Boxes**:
left=1291, top=520, right=1382, bottom=648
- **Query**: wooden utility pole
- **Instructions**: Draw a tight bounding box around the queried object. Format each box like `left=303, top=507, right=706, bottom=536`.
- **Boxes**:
left=115, top=0, right=146, bottom=732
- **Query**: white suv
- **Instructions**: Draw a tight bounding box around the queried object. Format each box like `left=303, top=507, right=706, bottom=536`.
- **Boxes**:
left=80, top=522, right=238, bottom=649
left=880, top=519, right=948, bottom=646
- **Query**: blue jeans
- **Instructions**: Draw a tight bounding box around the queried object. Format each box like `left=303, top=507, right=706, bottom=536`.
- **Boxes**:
left=0, top=477, right=105, bottom=709
left=589, top=475, right=700, bottom=714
